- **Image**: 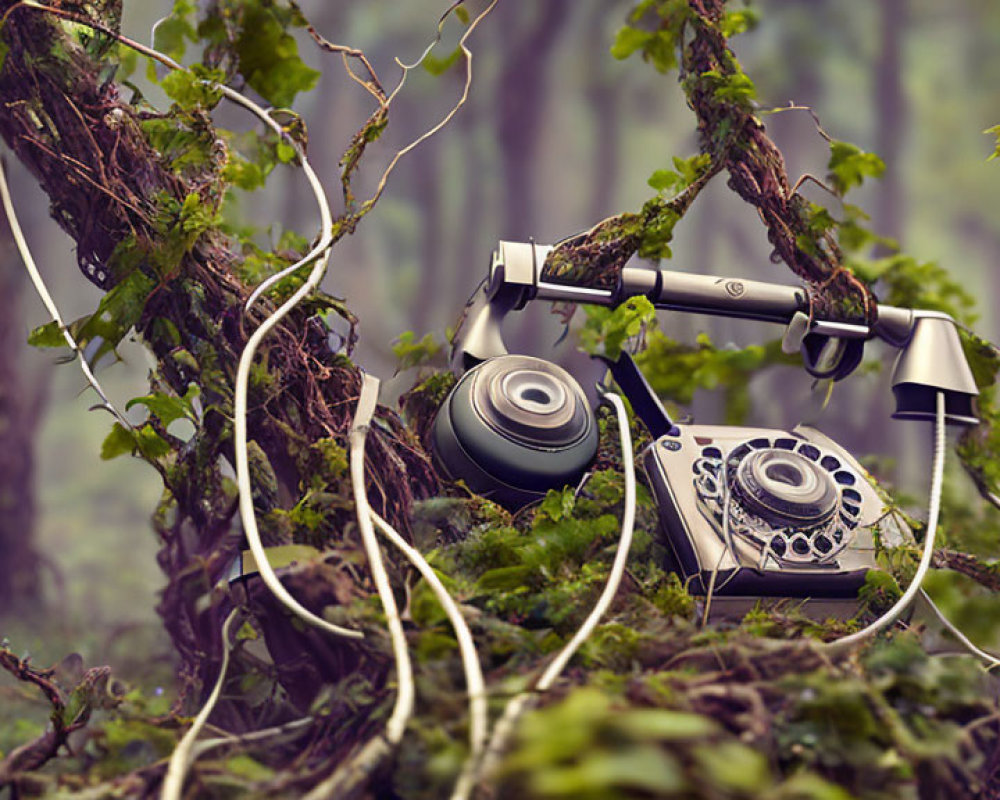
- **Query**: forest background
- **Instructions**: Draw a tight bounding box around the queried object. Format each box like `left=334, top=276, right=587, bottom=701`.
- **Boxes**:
left=1, top=0, right=1000, bottom=792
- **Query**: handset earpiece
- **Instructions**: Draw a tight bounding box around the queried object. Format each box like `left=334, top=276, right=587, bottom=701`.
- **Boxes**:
left=431, top=354, right=598, bottom=509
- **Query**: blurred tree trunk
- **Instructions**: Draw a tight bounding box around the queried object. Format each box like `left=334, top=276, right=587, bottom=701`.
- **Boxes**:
left=0, top=239, right=46, bottom=616
left=495, top=1, right=569, bottom=353
left=413, top=132, right=443, bottom=334
left=873, top=0, right=911, bottom=485
left=585, top=6, right=621, bottom=225
left=496, top=2, right=569, bottom=242
left=455, top=76, right=487, bottom=302
left=874, top=0, right=907, bottom=250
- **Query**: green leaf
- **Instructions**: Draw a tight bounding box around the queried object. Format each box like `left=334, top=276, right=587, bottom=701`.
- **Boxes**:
left=530, top=745, right=688, bottom=796
left=27, top=321, right=66, bottom=349
left=235, top=5, right=321, bottom=107
left=100, top=422, right=172, bottom=461
left=222, top=153, right=268, bottom=191
left=125, top=384, right=200, bottom=426
left=827, top=141, right=886, bottom=195
left=423, top=47, right=462, bottom=76
left=699, top=68, right=757, bottom=107
left=612, top=708, right=719, bottom=740
left=693, top=742, right=771, bottom=792
left=720, top=9, right=759, bottom=37
left=537, top=487, right=576, bottom=523
left=610, top=27, right=653, bottom=61
left=611, top=1, right=689, bottom=73
left=152, top=0, right=196, bottom=61
left=475, top=564, right=533, bottom=593
left=986, top=124, right=1000, bottom=161
left=73, top=269, right=156, bottom=363
left=775, top=773, right=857, bottom=800
left=578, top=296, right=656, bottom=360
left=647, top=154, right=712, bottom=195
left=160, top=65, right=225, bottom=110
left=224, top=754, right=274, bottom=782
left=391, top=331, right=441, bottom=372
left=101, top=423, right=136, bottom=461
left=275, top=139, right=298, bottom=164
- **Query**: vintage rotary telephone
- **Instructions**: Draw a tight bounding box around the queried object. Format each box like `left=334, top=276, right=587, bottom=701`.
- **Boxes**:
left=431, top=240, right=980, bottom=611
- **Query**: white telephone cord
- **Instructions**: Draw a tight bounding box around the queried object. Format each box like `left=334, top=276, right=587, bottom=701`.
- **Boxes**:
left=471, top=391, right=636, bottom=795
left=825, top=392, right=947, bottom=654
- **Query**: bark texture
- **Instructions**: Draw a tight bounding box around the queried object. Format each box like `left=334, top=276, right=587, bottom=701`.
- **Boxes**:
left=0, top=3, right=436, bottom=712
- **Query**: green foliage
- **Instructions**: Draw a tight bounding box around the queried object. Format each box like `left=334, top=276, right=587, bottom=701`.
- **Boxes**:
left=697, top=68, right=757, bottom=108
left=125, top=384, right=201, bottom=427
left=857, top=569, right=902, bottom=616
left=637, top=329, right=795, bottom=425
left=650, top=572, right=696, bottom=618
left=232, top=2, right=320, bottom=107
left=500, top=685, right=866, bottom=799
left=100, top=422, right=172, bottom=461
left=140, top=114, right=218, bottom=176
left=610, top=0, right=690, bottom=74
left=827, top=141, right=886, bottom=196
left=985, top=123, right=1000, bottom=160
left=638, top=199, right=682, bottom=258
left=776, top=634, right=990, bottom=797
left=647, top=154, right=713, bottom=195
left=29, top=268, right=156, bottom=363
left=152, top=0, right=198, bottom=61
left=392, top=331, right=442, bottom=372
left=423, top=47, right=462, bottom=76
left=719, top=9, right=760, bottom=38
left=578, top=297, right=656, bottom=361
left=851, top=254, right=975, bottom=323
left=160, top=64, right=225, bottom=110
left=27, top=320, right=68, bottom=349
left=502, top=688, right=708, bottom=797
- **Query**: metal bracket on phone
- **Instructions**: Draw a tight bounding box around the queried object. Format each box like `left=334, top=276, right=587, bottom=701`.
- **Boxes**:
left=452, top=241, right=980, bottom=427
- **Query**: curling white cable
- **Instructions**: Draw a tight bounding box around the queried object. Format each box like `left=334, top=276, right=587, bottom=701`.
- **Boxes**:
left=369, top=510, right=488, bottom=800
left=0, top=157, right=130, bottom=429
left=475, top=391, right=636, bottom=790
left=233, top=240, right=363, bottom=640
left=369, top=511, right=487, bottom=749
left=161, top=607, right=240, bottom=800
left=202, top=67, right=361, bottom=639
left=825, top=391, right=947, bottom=655
left=350, top=373, right=414, bottom=744
left=231, top=191, right=362, bottom=640
left=918, top=588, right=1000, bottom=669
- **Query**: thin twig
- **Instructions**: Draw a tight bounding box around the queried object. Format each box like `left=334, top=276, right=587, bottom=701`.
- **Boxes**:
left=761, top=101, right=834, bottom=143
left=359, top=0, right=499, bottom=214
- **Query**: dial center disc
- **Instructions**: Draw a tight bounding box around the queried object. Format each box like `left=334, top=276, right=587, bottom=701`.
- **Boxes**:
left=734, top=449, right=839, bottom=525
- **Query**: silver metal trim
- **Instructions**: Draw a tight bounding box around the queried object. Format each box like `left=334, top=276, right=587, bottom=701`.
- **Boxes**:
left=535, top=281, right=615, bottom=304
